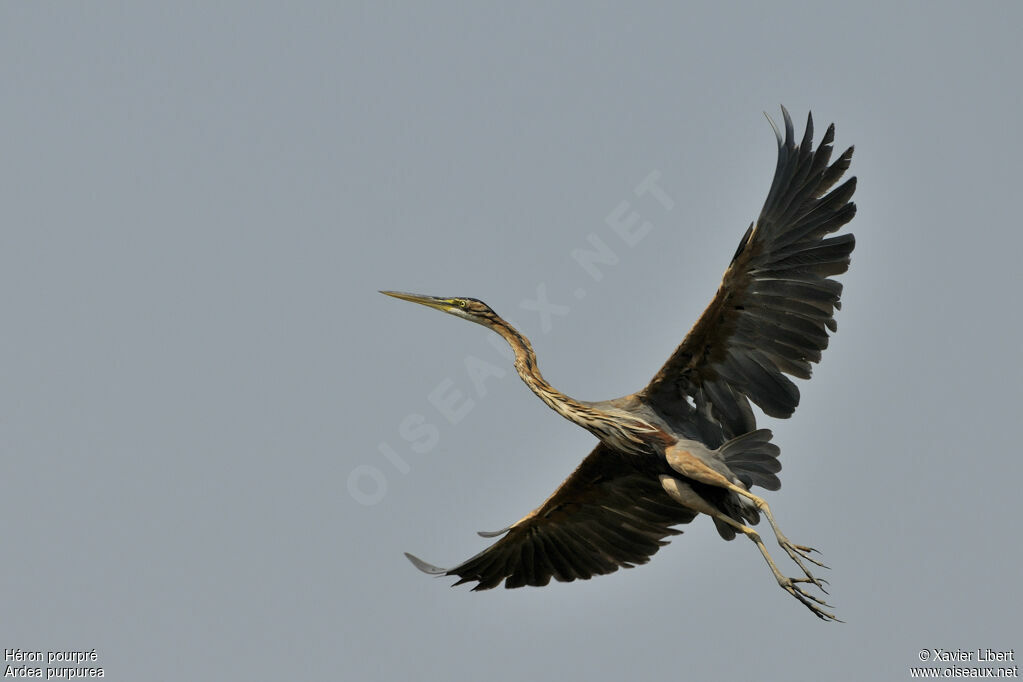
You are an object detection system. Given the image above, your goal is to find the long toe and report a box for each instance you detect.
[791,576,829,594]
[789,543,829,568]
[781,579,841,622]
[778,539,831,590]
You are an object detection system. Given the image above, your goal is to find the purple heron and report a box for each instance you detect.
[382,108,855,621]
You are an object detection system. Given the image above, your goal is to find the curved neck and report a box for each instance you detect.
[488,318,588,419]
[486,316,665,455]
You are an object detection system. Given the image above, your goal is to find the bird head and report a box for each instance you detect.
[380,291,499,328]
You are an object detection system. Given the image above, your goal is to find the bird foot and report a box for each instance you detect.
[782,540,829,568]
[781,577,841,622]
[778,537,830,591]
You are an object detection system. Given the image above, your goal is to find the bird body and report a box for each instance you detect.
[382,107,856,621]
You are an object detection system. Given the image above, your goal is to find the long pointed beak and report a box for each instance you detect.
[379,290,452,312]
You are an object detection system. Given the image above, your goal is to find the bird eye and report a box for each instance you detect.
[458,300,467,308]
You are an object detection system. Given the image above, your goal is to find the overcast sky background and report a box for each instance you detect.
[2,3,1021,681]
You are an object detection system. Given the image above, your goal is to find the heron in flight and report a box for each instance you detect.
[382,108,855,621]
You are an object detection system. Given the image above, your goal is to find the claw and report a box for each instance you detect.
[787,578,831,605]
[777,537,831,590]
[789,577,828,595]
[782,578,841,622]
[793,543,823,556]
[788,543,830,568]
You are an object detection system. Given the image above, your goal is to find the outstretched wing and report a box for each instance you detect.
[405,444,697,590]
[643,108,856,444]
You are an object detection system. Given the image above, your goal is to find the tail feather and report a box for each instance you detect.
[713,517,737,540]
[719,428,782,491]
[714,492,762,540]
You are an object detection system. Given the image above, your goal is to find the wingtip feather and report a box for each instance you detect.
[781,105,794,146]
[404,552,449,575]
[764,110,782,145]
[477,526,511,538]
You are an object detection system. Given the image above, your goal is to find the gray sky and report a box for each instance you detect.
[2,3,1021,681]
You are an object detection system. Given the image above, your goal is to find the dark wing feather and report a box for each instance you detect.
[644,108,856,443]
[405,444,697,590]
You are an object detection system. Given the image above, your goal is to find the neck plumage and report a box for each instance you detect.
[487,317,661,454]
[488,318,588,421]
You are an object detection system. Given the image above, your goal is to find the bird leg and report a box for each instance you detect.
[722,482,829,589]
[712,512,841,623]
[664,445,828,589]
[659,475,838,621]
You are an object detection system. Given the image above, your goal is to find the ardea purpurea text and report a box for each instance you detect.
[382,107,856,621]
